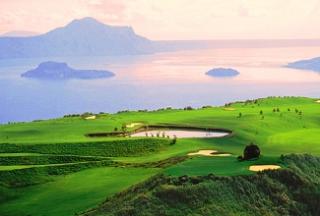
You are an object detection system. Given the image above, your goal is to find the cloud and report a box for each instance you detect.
[0,0,320,39]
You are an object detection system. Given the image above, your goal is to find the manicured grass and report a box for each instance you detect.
[0,153,43,156]
[1,97,319,158]
[0,167,159,216]
[165,155,282,176]
[0,165,33,171]
[0,97,319,215]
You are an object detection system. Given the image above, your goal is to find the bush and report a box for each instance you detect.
[243,143,260,160]
[171,136,177,145]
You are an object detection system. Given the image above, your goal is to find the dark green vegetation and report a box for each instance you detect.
[0,139,171,157]
[0,97,319,215]
[84,155,320,216]
[242,143,261,160]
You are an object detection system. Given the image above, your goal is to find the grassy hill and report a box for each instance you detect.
[0,96,319,215]
[83,154,320,216]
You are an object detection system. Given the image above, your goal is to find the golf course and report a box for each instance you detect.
[0,96,319,216]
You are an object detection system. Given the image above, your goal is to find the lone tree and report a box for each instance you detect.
[171,135,177,145]
[121,123,127,136]
[243,143,260,160]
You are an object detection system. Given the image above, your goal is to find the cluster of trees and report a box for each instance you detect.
[63,114,81,118]
[183,106,194,110]
[237,106,304,120]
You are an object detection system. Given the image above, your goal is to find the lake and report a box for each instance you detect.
[1,46,319,123]
[131,129,230,138]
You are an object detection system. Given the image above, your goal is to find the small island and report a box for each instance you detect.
[206,68,240,78]
[21,61,115,80]
[286,57,320,72]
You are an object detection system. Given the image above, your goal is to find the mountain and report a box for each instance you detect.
[21,61,115,80]
[0,17,155,59]
[1,31,39,37]
[206,68,240,77]
[286,57,320,72]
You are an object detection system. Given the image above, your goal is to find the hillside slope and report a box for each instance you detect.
[83,154,320,216]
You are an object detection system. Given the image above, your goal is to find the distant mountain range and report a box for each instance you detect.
[1,31,39,37]
[286,57,320,72]
[21,61,114,80]
[2,17,320,59]
[0,17,156,59]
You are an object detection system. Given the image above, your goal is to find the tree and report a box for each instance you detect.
[171,135,177,145]
[121,123,127,136]
[243,143,260,160]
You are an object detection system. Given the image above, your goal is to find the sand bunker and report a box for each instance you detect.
[85,115,96,120]
[316,100,320,103]
[249,165,281,172]
[188,150,231,157]
[126,123,142,128]
[223,108,236,111]
[188,150,217,156]
[212,153,232,157]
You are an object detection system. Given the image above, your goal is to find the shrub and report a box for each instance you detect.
[243,143,260,160]
[171,136,177,145]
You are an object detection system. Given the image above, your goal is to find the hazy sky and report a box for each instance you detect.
[0,0,320,40]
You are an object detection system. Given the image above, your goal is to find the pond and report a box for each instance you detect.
[131,129,230,138]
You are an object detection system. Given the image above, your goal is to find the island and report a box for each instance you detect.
[21,61,115,80]
[206,68,240,77]
[286,57,320,72]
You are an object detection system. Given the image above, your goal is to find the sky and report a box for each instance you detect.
[0,0,320,40]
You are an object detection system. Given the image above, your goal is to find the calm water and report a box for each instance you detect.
[131,129,229,138]
[1,46,320,123]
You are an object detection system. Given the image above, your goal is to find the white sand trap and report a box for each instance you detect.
[85,115,96,120]
[212,153,232,157]
[316,100,320,103]
[249,165,281,172]
[187,150,231,157]
[188,150,217,156]
[126,123,142,128]
[223,107,236,111]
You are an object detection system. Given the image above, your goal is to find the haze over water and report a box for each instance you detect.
[1,45,320,123]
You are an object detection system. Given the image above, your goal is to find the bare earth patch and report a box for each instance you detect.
[249,165,281,172]
[188,150,231,157]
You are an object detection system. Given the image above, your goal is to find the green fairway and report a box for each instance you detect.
[0,167,158,216]
[165,155,283,176]
[0,97,319,215]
